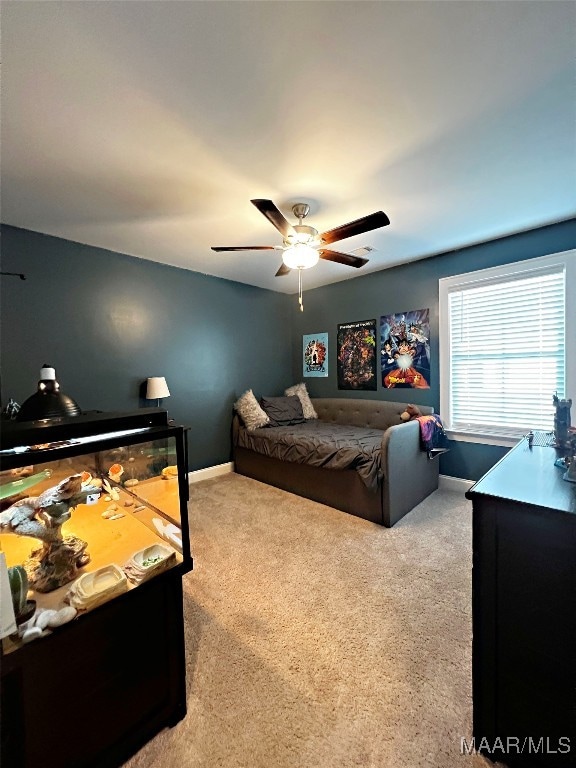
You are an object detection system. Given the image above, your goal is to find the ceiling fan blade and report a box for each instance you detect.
[251,199,295,238]
[319,249,369,268]
[211,245,277,252]
[319,211,390,245]
[275,263,291,277]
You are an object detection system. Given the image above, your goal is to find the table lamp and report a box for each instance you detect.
[146,376,170,407]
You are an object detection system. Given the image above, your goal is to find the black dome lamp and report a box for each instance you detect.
[16,364,81,422]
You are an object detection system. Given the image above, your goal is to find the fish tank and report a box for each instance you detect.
[0,410,192,655]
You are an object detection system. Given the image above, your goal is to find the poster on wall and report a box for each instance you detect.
[380,308,430,389]
[303,333,328,377]
[337,319,377,390]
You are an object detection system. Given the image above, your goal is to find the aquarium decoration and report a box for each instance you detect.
[25,605,77,632]
[9,564,28,616]
[66,564,128,611]
[16,605,78,645]
[0,473,101,592]
[0,469,53,501]
[102,478,120,501]
[0,553,18,638]
[153,517,183,552]
[108,463,124,482]
[124,543,176,585]
[7,563,36,624]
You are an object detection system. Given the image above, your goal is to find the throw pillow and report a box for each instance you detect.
[260,395,305,427]
[284,382,318,419]
[234,389,270,430]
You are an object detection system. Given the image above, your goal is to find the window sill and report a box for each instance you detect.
[445,429,522,448]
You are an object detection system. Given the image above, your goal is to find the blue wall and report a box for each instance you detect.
[0,225,293,470]
[290,218,576,480]
[2,220,574,478]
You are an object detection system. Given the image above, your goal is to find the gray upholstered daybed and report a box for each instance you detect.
[233,398,439,527]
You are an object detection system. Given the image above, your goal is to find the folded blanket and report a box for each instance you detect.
[416,414,449,459]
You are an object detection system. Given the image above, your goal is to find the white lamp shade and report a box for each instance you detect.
[146,377,170,400]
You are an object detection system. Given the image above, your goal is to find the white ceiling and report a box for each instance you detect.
[2,1,575,294]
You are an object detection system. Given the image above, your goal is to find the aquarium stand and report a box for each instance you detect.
[1,568,187,768]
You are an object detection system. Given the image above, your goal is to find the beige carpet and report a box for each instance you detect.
[124,473,493,768]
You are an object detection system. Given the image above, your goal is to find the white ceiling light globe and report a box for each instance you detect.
[282,244,319,270]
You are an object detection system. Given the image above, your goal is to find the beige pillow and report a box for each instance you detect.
[234,389,270,430]
[284,382,317,419]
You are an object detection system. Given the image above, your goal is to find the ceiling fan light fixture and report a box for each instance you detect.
[282,243,319,270]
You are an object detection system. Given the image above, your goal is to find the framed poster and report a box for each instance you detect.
[303,333,328,377]
[337,319,377,390]
[380,308,430,389]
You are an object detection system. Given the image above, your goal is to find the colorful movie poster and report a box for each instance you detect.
[303,333,328,377]
[380,308,430,389]
[337,319,377,390]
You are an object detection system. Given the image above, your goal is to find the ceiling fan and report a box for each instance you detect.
[212,198,390,277]
[212,199,390,310]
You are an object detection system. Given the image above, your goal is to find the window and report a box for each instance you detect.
[440,251,575,446]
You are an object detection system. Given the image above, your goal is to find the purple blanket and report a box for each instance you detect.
[416,414,448,458]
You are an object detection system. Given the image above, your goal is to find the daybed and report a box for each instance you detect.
[233,397,439,527]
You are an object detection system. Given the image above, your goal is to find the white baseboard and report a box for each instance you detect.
[439,474,475,493]
[188,462,234,484]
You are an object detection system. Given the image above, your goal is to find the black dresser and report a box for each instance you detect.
[467,435,576,767]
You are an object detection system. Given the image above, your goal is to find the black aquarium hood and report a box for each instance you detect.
[0,408,170,452]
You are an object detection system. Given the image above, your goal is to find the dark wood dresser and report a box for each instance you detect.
[466,435,576,767]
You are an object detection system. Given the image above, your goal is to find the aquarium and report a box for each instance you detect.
[0,413,192,655]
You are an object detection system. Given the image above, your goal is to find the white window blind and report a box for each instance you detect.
[444,261,567,438]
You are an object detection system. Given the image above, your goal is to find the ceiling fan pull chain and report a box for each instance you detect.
[298,268,304,311]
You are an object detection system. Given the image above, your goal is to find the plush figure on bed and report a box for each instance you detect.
[400,404,422,422]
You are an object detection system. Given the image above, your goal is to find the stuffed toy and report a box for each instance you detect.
[400,404,422,422]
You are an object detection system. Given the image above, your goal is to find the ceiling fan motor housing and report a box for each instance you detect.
[292,203,310,220]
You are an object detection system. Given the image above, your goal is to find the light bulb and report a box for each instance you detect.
[282,244,319,270]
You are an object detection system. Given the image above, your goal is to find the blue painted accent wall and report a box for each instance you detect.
[2,220,574,479]
[290,218,576,480]
[0,225,293,470]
